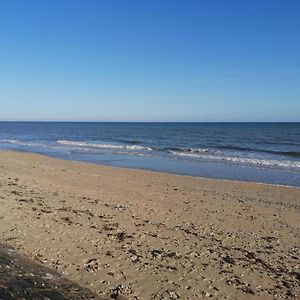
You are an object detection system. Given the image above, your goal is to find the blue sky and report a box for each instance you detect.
[0,0,299,121]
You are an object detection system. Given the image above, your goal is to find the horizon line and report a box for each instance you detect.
[0,120,299,123]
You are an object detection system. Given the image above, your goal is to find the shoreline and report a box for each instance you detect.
[2,148,300,190]
[0,150,299,299]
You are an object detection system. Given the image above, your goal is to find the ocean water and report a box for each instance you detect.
[0,122,299,187]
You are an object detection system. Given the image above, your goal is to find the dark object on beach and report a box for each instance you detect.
[0,243,104,299]
[222,255,236,265]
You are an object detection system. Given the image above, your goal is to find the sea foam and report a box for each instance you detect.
[170,150,300,170]
[57,140,153,151]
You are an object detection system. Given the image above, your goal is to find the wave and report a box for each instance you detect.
[281,151,300,158]
[0,139,154,152]
[212,145,300,158]
[256,140,300,147]
[170,150,300,170]
[57,140,153,151]
[0,139,48,148]
[0,139,69,151]
[169,147,217,154]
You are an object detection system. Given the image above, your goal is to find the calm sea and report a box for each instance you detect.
[0,122,299,187]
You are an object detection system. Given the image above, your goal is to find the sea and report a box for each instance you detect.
[0,122,299,187]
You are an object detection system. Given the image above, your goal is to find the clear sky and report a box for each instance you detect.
[0,0,299,122]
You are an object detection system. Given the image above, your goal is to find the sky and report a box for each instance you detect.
[0,0,299,122]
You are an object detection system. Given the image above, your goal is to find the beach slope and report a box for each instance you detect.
[0,150,299,299]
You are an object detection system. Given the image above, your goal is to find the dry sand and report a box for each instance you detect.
[0,150,299,299]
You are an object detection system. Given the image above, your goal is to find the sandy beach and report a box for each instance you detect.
[0,150,299,299]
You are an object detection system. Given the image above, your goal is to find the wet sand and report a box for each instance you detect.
[0,150,299,299]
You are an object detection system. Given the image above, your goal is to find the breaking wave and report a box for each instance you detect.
[170,150,300,170]
[216,145,300,157]
[169,147,218,154]
[0,139,49,148]
[57,140,153,151]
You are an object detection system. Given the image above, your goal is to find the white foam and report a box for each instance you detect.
[1,139,22,144]
[125,145,152,151]
[1,139,47,148]
[57,140,152,151]
[170,150,300,170]
[174,147,215,154]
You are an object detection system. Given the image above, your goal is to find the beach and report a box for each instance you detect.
[1,122,299,188]
[0,150,299,299]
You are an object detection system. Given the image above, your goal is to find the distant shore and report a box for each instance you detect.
[0,150,299,299]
